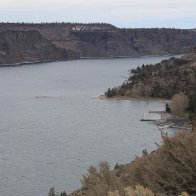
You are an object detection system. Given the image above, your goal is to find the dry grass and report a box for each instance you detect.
[80,161,124,196]
[119,131,196,195]
[179,193,189,196]
[70,131,196,196]
[108,186,190,196]
[108,185,155,196]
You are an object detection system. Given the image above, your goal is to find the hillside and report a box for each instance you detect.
[105,54,196,99]
[57,131,196,196]
[1,23,196,63]
[0,30,77,65]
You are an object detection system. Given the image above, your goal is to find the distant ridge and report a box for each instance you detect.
[1,22,196,65]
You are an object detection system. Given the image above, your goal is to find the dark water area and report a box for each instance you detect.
[0,56,180,196]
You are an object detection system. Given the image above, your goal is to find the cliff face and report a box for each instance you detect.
[0,30,75,65]
[70,29,196,57]
[0,23,196,64]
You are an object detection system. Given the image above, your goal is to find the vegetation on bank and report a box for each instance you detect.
[187,92,196,119]
[168,92,196,120]
[52,130,195,196]
[76,131,196,196]
[105,54,196,99]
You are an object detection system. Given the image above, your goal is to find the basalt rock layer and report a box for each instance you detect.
[0,30,76,65]
[1,23,196,65]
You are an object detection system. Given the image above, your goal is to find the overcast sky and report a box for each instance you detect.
[1,0,196,28]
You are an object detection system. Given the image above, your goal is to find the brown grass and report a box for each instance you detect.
[108,185,155,196]
[119,131,196,195]
[70,131,196,196]
[80,161,124,196]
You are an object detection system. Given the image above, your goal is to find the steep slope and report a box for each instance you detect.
[0,30,74,65]
[71,28,196,57]
[1,23,196,59]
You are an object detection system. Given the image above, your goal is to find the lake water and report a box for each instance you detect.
[0,56,178,196]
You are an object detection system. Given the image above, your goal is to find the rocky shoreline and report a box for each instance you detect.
[0,60,52,67]
[96,95,169,101]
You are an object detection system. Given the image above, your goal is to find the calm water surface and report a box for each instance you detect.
[0,56,178,196]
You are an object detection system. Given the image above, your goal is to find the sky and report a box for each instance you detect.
[0,0,196,28]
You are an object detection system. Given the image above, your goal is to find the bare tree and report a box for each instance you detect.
[171,92,189,116]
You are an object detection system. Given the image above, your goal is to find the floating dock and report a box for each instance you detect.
[140,118,159,121]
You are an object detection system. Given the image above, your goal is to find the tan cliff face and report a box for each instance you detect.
[1,23,196,64]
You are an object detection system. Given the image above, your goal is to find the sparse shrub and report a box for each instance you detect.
[48,188,67,196]
[114,163,124,170]
[48,188,56,196]
[165,103,171,113]
[81,161,123,196]
[120,131,196,195]
[192,115,196,132]
[142,149,148,156]
[124,185,154,196]
[71,131,196,196]
[179,192,189,196]
[108,190,120,196]
[108,185,154,196]
[60,191,67,196]
[187,92,196,119]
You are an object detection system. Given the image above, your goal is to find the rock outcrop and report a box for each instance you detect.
[70,28,196,57]
[0,29,78,65]
[1,23,196,65]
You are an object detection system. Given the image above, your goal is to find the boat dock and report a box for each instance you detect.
[141,109,192,130]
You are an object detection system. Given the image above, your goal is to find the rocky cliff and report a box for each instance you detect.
[71,28,196,57]
[1,23,196,64]
[0,29,78,65]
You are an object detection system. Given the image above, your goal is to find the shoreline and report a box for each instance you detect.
[0,53,184,67]
[94,95,169,101]
[0,59,77,67]
[80,53,184,60]
[0,60,54,67]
